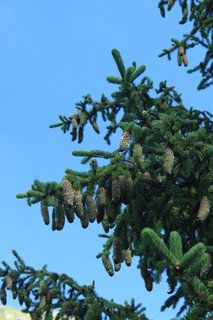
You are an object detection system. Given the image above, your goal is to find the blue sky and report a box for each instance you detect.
[0,1,212,320]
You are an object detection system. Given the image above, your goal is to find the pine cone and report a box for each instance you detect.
[0,284,6,305]
[145,274,153,292]
[111,179,121,204]
[113,236,123,264]
[40,200,50,225]
[6,275,12,290]
[96,187,107,209]
[119,130,130,151]
[52,208,56,231]
[64,205,75,223]
[124,177,133,204]
[73,190,84,219]
[118,175,126,203]
[46,290,52,304]
[102,254,114,277]
[114,262,121,272]
[124,248,132,267]
[163,147,174,174]
[133,143,144,172]
[62,179,74,207]
[55,204,65,230]
[197,196,210,221]
[86,195,97,223]
[30,311,37,320]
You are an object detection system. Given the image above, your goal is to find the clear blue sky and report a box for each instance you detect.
[0,1,212,320]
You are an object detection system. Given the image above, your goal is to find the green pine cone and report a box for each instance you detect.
[96,207,105,223]
[86,195,97,223]
[105,197,119,224]
[102,254,114,276]
[113,236,123,264]
[0,284,6,305]
[41,200,50,225]
[80,110,87,126]
[80,205,89,229]
[62,179,74,208]
[6,275,12,290]
[52,208,56,231]
[168,0,174,10]
[78,125,83,143]
[111,179,121,204]
[64,205,75,223]
[55,204,65,230]
[90,119,100,134]
[133,143,144,172]
[124,177,133,204]
[119,175,126,203]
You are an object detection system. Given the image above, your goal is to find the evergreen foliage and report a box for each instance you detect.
[158,0,213,90]
[1,1,213,319]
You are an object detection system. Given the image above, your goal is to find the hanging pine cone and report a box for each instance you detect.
[30,311,37,320]
[46,290,52,304]
[6,275,12,290]
[40,200,49,225]
[124,177,133,204]
[145,273,153,292]
[96,209,105,224]
[119,130,130,151]
[64,205,75,223]
[96,187,107,209]
[111,179,121,204]
[197,196,210,221]
[168,0,174,10]
[18,289,24,305]
[124,248,132,267]
[96,187,107,223]
[0,283,6,305]
[118,175,126,203]
[102,254,114,277]
[12,289,17,299]
[73,190,84,219]
[71,117,78,131]
[52,208,56,231]
[90,119,100,134]
[113,236,123,264]
[178,46,184,66]
[114,262,121,272]
[105,197,119,224]
[80,208,89,229]
[163,147,174,174]
[55,204,65,230]
[62,179,74,208]
[183,54,188,66]
[85,195,97,223]
[71,118,78,141]
[133,143,144,172]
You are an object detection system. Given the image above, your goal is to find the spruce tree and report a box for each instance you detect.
[1,1,213,319]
